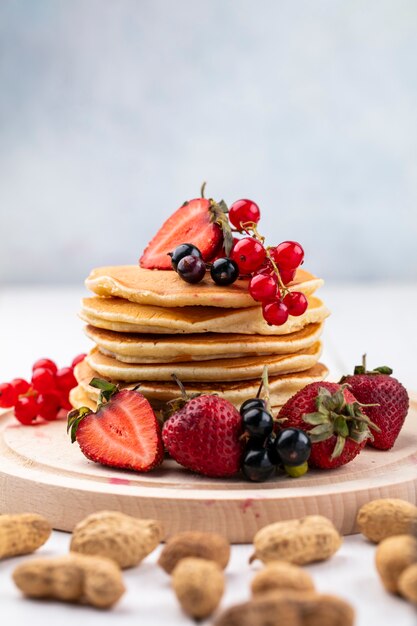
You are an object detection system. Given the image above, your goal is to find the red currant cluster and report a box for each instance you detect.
[0,354,86,425]
[228,199,307,326]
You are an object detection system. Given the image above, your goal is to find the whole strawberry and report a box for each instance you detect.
[162,394,245,478]
[68,378,164,472]
[278,382,378,469]
[340,356,409,450]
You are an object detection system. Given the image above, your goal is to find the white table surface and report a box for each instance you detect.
[0,282,416,625]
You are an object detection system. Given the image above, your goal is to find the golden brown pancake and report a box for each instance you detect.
[86,342,322,382]
[84,322,324,363]
[85,265,323,308]
[74,359,328,409]
[80,295,329,336]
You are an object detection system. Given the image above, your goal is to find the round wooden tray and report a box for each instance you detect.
[1,398,416,542]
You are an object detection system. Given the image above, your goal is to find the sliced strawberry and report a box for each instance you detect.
[140,198,225,270]
[68,382,163,472]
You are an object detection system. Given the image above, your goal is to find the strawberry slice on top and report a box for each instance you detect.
[140,186,233,270]
[68,379,163,472]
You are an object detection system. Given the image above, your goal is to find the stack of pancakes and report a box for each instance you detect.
[70,265,330,414]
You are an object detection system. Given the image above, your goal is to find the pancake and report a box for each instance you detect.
[69,384,97,412]
[74,359,328,408]
[69,383,285,417]
[86,342,322,382]
[80,295,329,336]
[85,265,323,308]
[85,322,324,363]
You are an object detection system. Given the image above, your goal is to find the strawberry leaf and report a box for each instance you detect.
[209,199,234,257]
[303,411,329,426]
[67,406,92,443]
[331,435,346,459]
[89,378,119,405]
[309,423,334,442]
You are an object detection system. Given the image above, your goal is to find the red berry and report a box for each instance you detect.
[0,383,17,408]
[14,396,38,425]
[55,367,77,393]
[32,367,56,394]
[257,261,274,276]
[32,358,57,375]
[59,391,73,411]
[231,237,266,274]
[71,353,87,368]
[10,378,31,396]
[228,199,261,230]
[280,268,297,285]
[271,241,304,270]
[37,392,61,421]
[283,292,308,316]
[262,300,289,326]
[249,274,278,302]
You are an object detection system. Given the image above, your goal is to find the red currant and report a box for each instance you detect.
[32,358,57,375]
[271,241,304,270]
[280,268,297,285]
[249,274,278,302]
[10,378,31,396]
[231,238,266,274]
[262,300,289,326]
[257,261,274,276]
[14,396,38,425]
[37,392,61,421]
[228,199,261,230]
[71,353,87,368]
[55,367,77,393]
[0,382,17,408]
[32,367,56,394]
[59,391,73,411]
[283,292,308,316]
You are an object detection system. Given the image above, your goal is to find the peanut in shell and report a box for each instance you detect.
[158,530,230,574]
[357,498,417,543]
[250,515,342,566]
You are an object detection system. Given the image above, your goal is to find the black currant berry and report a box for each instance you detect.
[274,427,311,466]
[241,448,276,482]
[240,397,266,416]
[210,258,239,286]
[265,433,281,465]
[169,243,202,270]
[176,255,206,284]
[242,407,273,439]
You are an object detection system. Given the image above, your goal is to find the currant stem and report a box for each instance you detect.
[240,222,290,297]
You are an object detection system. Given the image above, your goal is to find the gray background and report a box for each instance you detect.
[1,0,417,285]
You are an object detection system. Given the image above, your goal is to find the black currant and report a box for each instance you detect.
[265,433,281,465]
[240,397,266,416]
[169,243,202,270]
[274,427,311,466]
[244,436,266,452]
[176,255,206,284]
[210,257,239,286]
[241,448,276,482]
[242,407,273,439]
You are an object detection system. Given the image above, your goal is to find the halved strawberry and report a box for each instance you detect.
[140,189,233,269]
[68,379,163,472]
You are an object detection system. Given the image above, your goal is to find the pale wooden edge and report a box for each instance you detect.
[0,395,416,543]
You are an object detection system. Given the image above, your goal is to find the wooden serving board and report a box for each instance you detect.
[1,398,416,543]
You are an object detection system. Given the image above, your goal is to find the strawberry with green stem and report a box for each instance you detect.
[340,355,409,450]
[162,375,245,478]
[278,382,380,469]
[68,379,164,472]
